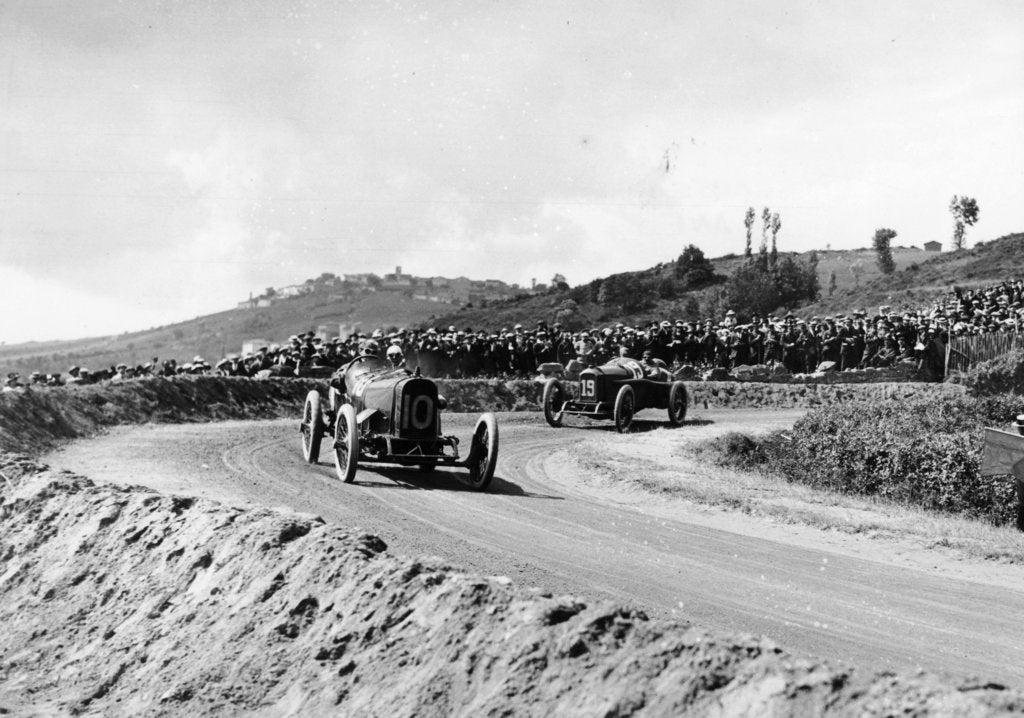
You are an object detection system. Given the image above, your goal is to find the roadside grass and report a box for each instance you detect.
[569,435,1024,565]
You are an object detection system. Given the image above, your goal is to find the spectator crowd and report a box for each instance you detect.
[6,279,1024,391]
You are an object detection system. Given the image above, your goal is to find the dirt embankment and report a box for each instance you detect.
[0,377,322,457]
[0,377,546,458]
[2,456,1021,717]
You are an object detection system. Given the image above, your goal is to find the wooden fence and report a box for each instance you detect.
[947,333,1024,373]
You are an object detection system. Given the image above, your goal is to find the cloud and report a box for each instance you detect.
[1,1,1022,343]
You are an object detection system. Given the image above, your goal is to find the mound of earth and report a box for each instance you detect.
[1,455,1021,716]
[0,377,545,458]
[0,377,321,456]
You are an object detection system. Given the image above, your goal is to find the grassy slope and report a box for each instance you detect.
[3,232,1021,374]
[436,233,1024,330]
[0,292,448,376]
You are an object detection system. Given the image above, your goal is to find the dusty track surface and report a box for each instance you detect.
[48,408,1024,689]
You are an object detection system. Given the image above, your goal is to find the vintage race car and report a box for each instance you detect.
[541,357,687,432]
[299,355,499,490]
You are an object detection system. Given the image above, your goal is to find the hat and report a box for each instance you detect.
[372,329,383,338]
[386,344,403,357]
[660,320,671,328]
[725,310,736,316]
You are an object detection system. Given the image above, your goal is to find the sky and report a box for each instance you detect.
[1,0,1022,344]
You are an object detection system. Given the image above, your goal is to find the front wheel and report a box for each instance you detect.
[333,404,359,483]
[542,378,565,428]
[468,413,499,491]
[667,381,688,427]
[300,390,323,463]
[613,385,635,433]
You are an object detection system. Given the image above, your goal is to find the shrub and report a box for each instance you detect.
[960,348,1024,397]
[691,432,765,471]
[757,394,1021,525]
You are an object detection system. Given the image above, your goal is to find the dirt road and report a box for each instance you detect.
[46,408,1024,688]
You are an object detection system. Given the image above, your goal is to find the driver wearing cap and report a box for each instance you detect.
[386,343,406,369]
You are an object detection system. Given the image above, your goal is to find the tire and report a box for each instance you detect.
[419,460,437,473]
[467,413,499,491]
[667,381,688,427]
[542,378,565,428]
[300,390,323,463]
[333,404,359,483]
[613,385,635,433]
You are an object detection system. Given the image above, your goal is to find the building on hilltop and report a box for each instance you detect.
[343,273,377,288]
[380,266,414,290]
[924,240,942,252]
[276,284,311,299]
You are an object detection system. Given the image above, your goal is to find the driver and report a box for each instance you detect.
[329,339,383,412]
[641,349,667,377]
[386,343,406,370]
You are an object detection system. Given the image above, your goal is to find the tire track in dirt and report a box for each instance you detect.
[46,414,1024,688]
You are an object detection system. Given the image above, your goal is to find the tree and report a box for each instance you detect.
[722,254,818,319]
[949,195,980,250]
[597,274,626,309]
[872,228,897,274]
[743,207,755,258]
[758,207,771,268]
[769,212,781,268]
[553,299,585,330]
[723,263,780,318]
[675,244,715,287]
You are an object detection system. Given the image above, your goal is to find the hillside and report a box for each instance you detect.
[0,291,449,377]
[2,233,1021,376]
[433,234,1024,331]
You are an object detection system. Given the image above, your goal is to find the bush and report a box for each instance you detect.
[960,348,1024,397]
[692,432,765,471]
[756,394,1021,525]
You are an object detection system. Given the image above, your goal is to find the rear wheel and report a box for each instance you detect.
[613,385,635,433]
[468,413,499,491]
[542,378,565,428]
[300,390,323,463]
[667,381,688,426]
[333,404,359,483]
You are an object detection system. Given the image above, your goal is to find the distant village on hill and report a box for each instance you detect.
[237,266,568,310]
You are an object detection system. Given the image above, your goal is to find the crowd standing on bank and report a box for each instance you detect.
[5,280,1024,391]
